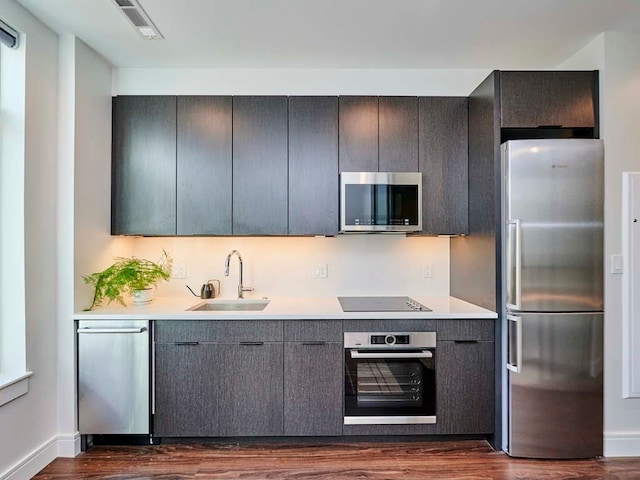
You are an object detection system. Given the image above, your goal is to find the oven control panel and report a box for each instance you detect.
[370,334,409,345]
[344,332,436,349]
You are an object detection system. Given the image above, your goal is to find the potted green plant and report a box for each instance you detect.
[83,250,172,310]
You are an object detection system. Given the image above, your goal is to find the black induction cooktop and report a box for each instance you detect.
[338,296,431,312]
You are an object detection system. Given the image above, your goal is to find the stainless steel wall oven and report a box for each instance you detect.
[344,332,436,425]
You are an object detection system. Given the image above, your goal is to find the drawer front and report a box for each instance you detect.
[155,320,283,343]
[437,319,494,341]
[343,319,436,334]
[284,320,342,342]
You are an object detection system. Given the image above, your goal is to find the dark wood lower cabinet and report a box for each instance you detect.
[284,342,343,436]
[437,340,494,434]
[154,343,218,436]
[153,319,495,439]
[218,342,284,436]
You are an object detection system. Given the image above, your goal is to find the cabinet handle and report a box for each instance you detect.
[239,341,264,346]
[174,342,199,346]
[454,340,479,344]
[302,341,326,346]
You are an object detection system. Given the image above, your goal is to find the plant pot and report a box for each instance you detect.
[132,288,153,305]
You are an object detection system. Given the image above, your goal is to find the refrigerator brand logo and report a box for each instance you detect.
[552,164,568,169]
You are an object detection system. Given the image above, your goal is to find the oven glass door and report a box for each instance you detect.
[344,348,436,424]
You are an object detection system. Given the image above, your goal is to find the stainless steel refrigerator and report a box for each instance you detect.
[502,139,604,459]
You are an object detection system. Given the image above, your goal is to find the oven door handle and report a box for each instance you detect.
[349,349,433,359]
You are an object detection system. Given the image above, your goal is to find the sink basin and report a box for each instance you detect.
[187,299,270,312]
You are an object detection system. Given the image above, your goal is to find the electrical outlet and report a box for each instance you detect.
[171,263,186,279]
[423,264,433,278]
[312,264,328,279]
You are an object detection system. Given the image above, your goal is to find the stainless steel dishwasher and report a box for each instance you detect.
[77,319,150,435]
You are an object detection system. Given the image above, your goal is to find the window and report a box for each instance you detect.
[0,21,31,406]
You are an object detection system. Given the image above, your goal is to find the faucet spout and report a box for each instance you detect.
[224,250,253,299]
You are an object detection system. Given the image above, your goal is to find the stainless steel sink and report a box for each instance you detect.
[187,299,269,312]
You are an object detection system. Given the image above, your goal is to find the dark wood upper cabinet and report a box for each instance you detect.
[419,96,469,235]
[177,96,232,235]
[232,96,289,235]
[288,97,339,235]
[379,97,419,172]
[500,71,597,129]
[339,96,379,172]
[112,96,177,235]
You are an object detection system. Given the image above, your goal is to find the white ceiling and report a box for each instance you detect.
[14,0,640,69]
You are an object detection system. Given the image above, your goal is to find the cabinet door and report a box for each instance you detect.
[379,97,419,172]
[500,71,597,128]
[154,342,218,436]
[419,97,469,234]
[218,342,284,436]
[339,96,379,172]
[437,320,494,341]
[177,96,232,235]
[112,96,177,235]
[284,342,343,436]
[437,340,494,434]
[232,96,288,234]
[288,97,339,235]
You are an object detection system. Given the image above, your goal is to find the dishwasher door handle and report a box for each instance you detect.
[350,349,433,359]
[77,327,148,334]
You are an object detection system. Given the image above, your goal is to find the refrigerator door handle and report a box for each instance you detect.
[507,314,522,373]
[506,219,522,310]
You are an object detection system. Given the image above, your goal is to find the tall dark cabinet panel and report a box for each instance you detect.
[154,343,219,436]
[419,97,469,234]
[500,71,597,129]
[379,97,419,172]
[177,96,232,235]
[112,96,177,235]
[450,69,600,451]
[288,97,339,235]
[339,96,379,172]
[232,96,288,235]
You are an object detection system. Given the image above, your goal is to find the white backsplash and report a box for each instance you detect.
[132,235,450,299]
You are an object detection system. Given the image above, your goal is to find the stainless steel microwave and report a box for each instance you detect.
[340,172,422,233]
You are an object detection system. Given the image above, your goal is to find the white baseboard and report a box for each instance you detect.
[0,437,57,480]
[0,433,81,480]
[56,432,81,458]
[604,431,640,457]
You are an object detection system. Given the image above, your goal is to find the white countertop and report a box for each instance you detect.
[74,295,497,320]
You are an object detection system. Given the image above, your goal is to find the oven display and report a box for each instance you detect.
[370,334,410,345]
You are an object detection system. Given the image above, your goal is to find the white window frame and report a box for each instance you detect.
[0,30,32,407]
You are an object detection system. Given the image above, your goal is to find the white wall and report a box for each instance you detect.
[0,0,60,478]
[56,33,130,461]
[559,32,640,456]
[132,235,449,300]
[113,68,491,96]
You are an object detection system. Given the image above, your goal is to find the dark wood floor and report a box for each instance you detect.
[32,440,640,479]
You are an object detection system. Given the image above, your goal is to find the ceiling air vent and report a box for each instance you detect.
[111,0,163,40]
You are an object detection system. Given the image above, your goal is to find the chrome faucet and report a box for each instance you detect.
[224,250,254,299]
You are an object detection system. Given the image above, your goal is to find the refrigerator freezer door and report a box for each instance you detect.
[503,139,604,312]
[507,312,603,458]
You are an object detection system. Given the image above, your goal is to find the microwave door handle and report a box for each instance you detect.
[350,349,433,359]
